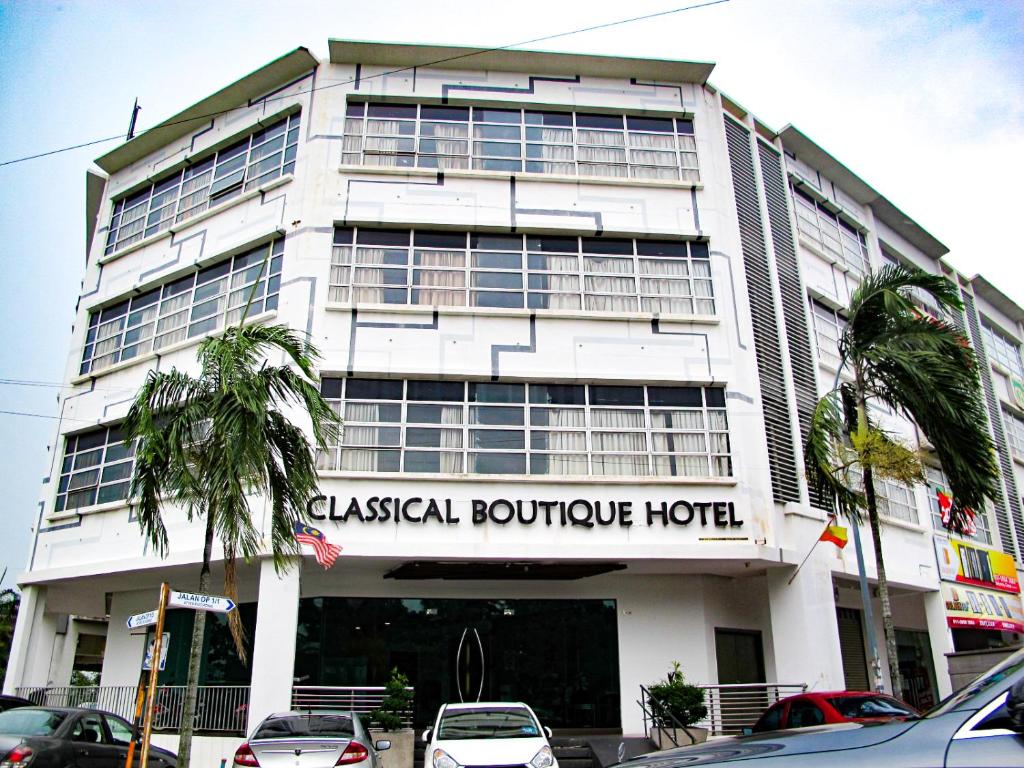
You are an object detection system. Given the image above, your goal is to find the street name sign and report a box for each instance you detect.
[126,610,159,630]
[168,590,236,613]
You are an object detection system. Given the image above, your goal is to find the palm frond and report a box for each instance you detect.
[804,390,864,519]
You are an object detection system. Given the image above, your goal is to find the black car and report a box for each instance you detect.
[0,706,176,768]
[616,648,1024,766]
[0,697,32,714]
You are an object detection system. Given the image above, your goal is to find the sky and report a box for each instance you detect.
[0,0,1021,589]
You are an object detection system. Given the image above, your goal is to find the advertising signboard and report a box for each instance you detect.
[940,582,1024,633]
[933,537,1020,594]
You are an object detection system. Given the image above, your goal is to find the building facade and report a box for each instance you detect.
[6,40,1024,751]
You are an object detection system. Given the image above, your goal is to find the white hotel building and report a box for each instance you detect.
[6,40,1024,753]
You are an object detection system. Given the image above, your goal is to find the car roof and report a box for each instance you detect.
[266,710,356,718]
[443,701,529,711]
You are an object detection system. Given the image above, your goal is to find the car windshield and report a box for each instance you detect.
[0,709,66,736]
[827,696,916,718]
[253,714,355,739]
[438,707,539,739]
[926,647,1024,718]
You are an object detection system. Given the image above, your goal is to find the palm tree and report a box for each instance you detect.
[805,263,1000,698]
[123,323,339,768]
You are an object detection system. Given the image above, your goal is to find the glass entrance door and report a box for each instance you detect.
[295,597,620,729]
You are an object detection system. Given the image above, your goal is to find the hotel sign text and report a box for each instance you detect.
[308,496,743,529]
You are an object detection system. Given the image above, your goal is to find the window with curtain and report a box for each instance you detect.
[81,239,284,375]
[55,426,135,512]
[1003,407,1024,461]
[105,112,301,255]
[328,228,714,315]
[317,379,730,478]
[981,322,1024,379]
[810,299,846,369]
[791,187,868,275]
[342,102,699,182]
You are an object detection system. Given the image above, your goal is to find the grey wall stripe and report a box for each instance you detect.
[758,140,825,509]
[962,289,1021,560]
[724,117,801,504]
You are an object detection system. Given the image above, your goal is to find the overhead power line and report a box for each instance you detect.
[0,0,728,168]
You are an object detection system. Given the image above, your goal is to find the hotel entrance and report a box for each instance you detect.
[294,597,621,730]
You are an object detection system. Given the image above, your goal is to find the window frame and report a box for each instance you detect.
[318,379,731,479]
[792,186,868,275]
[342,102,700,183]
[981,322,1024,379]
[329,228,715,316]
[81,238,284,376]
[104,112,301,256]
[55,425,135,513]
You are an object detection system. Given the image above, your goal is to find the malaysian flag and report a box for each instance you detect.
[294,521,342,568]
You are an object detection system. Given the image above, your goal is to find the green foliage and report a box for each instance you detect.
[124,323,340,572]
[805,263,1000,532]
[373,668,413,731]
[0,589,19,683]
[647,662,707,728]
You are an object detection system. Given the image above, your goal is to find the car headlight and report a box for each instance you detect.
[432,749,460,768]
[530,746,554,768]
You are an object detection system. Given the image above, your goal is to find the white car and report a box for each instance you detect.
[423,702,557,768]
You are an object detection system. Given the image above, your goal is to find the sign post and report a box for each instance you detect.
[167,591,236,614]
[136,583,169,768]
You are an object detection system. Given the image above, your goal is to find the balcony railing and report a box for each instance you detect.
[291,686,414,728]
[16,685,250,735]
[639,682,807,742]
[698,683,807,735]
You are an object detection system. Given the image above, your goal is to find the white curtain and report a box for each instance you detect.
[628,133,675,149]
[592,431,646,451]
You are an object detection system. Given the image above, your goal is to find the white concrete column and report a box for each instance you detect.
[246,558,300,734]
[924,589,954,699]
[3,585,42,694]
[766,556,845,690]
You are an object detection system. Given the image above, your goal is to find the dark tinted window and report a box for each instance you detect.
[346,379,403,400]
[753,703,784,732]
[590,386,644,406]
[827,695,917,719]
[787,700,825,728]
[253,714,355,739]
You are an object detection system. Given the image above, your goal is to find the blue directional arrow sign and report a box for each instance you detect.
[126,610,159,630]
[168,590,236,613]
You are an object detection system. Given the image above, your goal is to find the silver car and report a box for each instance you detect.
[233,711,391,768]
[614,648,1024,767]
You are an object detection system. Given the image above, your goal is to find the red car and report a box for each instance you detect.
[750,691,919,733]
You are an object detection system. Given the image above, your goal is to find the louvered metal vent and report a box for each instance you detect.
[724,118,801,504]
[758,141,829,510]
[962,289,1022,560]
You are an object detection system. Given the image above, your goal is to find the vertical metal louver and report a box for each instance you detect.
[962,289,1022,560]
[724,117,801,504]
[758,141,828,510]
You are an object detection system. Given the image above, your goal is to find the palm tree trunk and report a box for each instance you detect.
[862,466,903,696]
[854,373,904,698]
[176,514,216,768]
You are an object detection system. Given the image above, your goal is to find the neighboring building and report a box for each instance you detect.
[5,41,1024,753]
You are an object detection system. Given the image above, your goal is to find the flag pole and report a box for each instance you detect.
[787,515,836,585]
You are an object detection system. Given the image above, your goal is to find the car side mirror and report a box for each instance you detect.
[1007,680,1024,732]
[421,729,432,742]
[740,727,753,736]
[375,740,392,752]
[544,727,552,739]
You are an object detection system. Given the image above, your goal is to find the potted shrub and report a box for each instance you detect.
[372,668,414,768]
[647,662,709,747]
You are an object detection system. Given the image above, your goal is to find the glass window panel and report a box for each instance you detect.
[471,452,527,474]
[346,378,403,400]
[471,272,522,289]
[407,380,464,402]
[470,383,525,403]
[473,251,522,269]
[340,449,400,472]
[470,406,525,426]
[472,291,524,308]
[529,384,586,405]
[471,429,525,450]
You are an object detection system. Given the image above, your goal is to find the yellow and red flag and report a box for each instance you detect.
[820,522,849,549]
